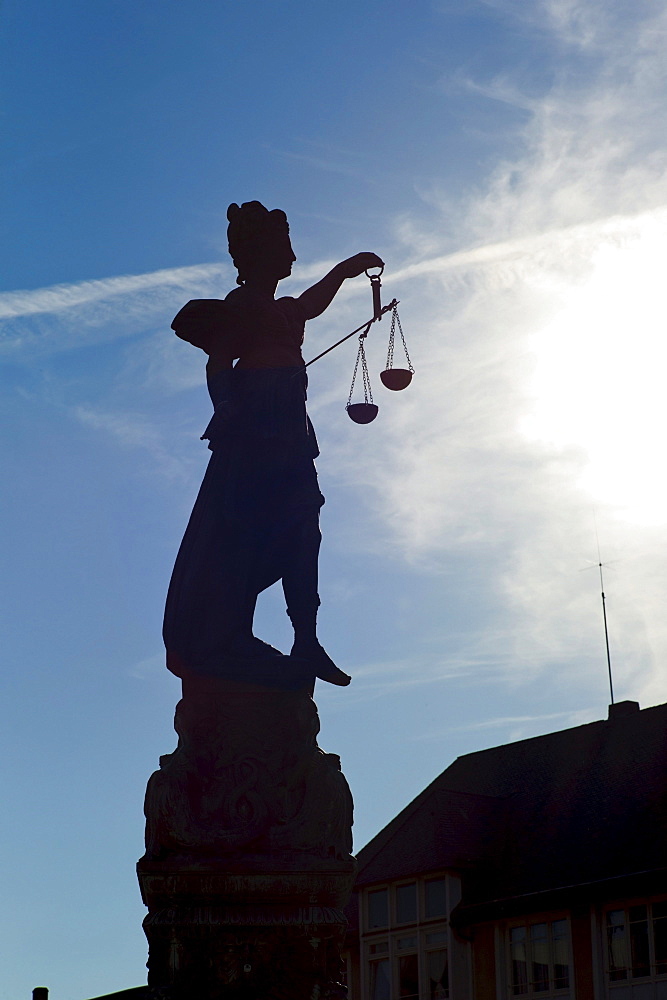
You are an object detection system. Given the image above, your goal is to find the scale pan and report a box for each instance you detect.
[347,403,379,424]
[381,369,412,391]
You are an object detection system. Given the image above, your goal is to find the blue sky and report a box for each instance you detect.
[2,1,667,996]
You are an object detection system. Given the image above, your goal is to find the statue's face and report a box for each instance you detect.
[269,228,297,280]
[233,225,296,284]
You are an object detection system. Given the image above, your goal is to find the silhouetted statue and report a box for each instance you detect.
[163,201,383,687]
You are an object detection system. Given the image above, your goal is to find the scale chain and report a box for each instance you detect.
[386,305,414,374]
[360,337,373,404]
[347,325,374,407]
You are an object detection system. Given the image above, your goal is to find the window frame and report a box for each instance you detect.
[505,914,573,998]
[603,896,667,987]
[394,880,419,926]
[361,873,452,1000]
[367,886,390,931]
[363,876,449,934]
[363,926,450,1000]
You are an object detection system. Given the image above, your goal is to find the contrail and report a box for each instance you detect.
[0,262,229,319]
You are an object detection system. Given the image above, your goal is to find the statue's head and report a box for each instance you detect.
[227,201,296,285]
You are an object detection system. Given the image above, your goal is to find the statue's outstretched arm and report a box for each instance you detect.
[297,252,384,321]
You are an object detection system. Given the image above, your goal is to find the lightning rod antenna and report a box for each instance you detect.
[598,561,615,705]
[594,517,615,705]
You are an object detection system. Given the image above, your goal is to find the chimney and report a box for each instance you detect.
[608,700,640,721]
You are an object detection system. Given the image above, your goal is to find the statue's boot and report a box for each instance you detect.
[291,639,351,687]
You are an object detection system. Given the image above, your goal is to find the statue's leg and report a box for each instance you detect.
[225,590,257,651]
[282,515,351,686]
[226,606,284,659]
[282,516,321,642]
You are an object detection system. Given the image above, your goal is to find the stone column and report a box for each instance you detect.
[137,671,355,999]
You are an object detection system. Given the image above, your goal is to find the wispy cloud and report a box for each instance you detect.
[4,1,667,715]
[0,262,229,359]
[126,651,169,680]
[267,138,373,180]
[0,259,335,362]
[417,708,593,740]
[315,0,667,706]
[478,0,658,53]
[0,264,224,319]
[74,405,197,482]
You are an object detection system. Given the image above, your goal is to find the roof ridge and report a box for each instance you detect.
[454,701,667,762]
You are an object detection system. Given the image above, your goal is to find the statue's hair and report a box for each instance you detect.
[227,201,289,284]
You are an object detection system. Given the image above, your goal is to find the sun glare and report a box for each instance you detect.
[520,211,667,525]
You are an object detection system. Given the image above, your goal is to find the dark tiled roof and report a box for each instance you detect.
[356,788,502,887]
[354,701,667,909]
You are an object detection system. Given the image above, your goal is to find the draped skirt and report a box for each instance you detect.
[163,367,324,677]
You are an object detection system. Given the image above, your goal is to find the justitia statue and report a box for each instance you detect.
[140,202,371,997]
[163,200,383,687]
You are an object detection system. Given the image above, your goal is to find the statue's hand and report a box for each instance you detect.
[298,253,385,320]
[338,252,384,279]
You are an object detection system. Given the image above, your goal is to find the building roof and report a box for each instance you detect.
[356,787,502,887]
[354,701,667,916]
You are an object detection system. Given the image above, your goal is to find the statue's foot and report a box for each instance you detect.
[291,640,351,686]
[226,635,284,660]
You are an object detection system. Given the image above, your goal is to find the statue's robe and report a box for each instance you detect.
[164,290,324,678]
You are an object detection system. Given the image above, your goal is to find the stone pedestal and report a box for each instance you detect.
[137,672,355,999]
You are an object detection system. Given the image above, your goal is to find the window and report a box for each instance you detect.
[369,889,389,929]
[364,878,449,933]
[364,931,449,1000]
[396,883,418,924]
[508,918,571,997]
[426,944,449,1000]
[425,879,447,919]
[362,875,452,999]
[398,952,419,999]
[606,900,667,984]
[370,942,389,955]
[369,958,391,1000]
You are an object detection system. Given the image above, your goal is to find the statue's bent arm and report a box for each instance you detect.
[297,252,384,320]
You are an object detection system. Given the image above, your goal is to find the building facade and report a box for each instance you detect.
[346,701,667,1000]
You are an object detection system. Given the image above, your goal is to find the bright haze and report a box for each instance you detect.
[2,1,667,997]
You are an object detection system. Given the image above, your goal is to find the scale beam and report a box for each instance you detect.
[304,299,399,369]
